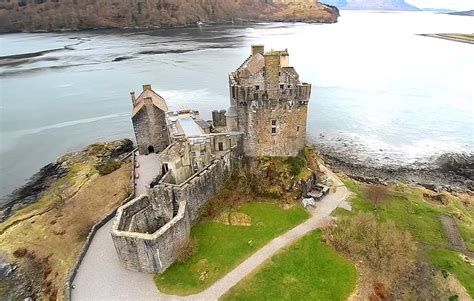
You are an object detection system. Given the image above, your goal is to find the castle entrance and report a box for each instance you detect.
[147,145,155,154]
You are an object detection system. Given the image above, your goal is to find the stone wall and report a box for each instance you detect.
[111,136,243,273]
[132,101,169,155]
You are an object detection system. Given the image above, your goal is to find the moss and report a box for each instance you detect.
[96,160,122,176]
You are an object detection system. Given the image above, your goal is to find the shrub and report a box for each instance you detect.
[323,212,417,287]
[284,149,307,176]
[174,238,198,264]
[364,185,389,209]
[13,247,28,258]
[96,159,122,175]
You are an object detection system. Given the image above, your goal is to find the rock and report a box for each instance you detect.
[0,139,134,222]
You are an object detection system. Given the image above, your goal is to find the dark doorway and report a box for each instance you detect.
[162,163,169,175]
[218,142,224,151]
[148,145,155,154]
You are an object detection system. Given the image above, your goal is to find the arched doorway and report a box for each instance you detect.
[147,145,155,154]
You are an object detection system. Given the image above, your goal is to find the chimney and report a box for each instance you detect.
[264,52,281,97]
[142,84,152,91]
[130,91,136,106]
[251,44,264,56]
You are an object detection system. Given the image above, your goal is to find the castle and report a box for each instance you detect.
[111,45,311,273]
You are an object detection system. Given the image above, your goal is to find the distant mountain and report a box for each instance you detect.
[322,0,420,11]
[421,8,455,13]
[449,10,474,16]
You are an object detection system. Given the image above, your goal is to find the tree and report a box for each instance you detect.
[364,185,389,209]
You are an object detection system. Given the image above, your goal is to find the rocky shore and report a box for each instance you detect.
[0,139,133,223]
[319,150,474,193]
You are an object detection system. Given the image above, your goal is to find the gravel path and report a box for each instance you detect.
[72,163,348,300]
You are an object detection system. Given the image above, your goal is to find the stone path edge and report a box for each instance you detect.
[64,149,137,301]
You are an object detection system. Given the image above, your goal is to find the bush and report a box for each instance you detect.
[284,150,307,176]
[96,159,121,175]
[13,247,28,258]
[174,238,198,264]
[364,185,389,209]
[323,212,417,287]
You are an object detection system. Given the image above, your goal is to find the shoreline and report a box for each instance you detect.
[318,149,474,193]
[419,33,474,44]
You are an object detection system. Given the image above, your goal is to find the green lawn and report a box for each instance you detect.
[428,249,474,297]
[155,202,310,295]
[222,231,357,301]
[339,179,474,297]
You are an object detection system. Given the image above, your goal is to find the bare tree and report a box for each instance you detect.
[364,185,389,209]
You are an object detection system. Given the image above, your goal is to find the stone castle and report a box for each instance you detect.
[111,45,311,273]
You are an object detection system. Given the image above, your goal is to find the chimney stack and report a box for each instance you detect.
[142,84,152,91]
[251,44,264,56]
[130,91,136,106]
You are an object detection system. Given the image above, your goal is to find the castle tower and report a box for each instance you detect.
[131,85,170,155]
[228,45,311,157]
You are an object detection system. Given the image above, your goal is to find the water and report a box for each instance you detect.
[0,11,473,199]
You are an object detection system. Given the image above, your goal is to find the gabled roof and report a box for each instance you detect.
[132,88,169,117]
[237,53,264,76]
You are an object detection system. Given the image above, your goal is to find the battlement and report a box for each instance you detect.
[227,45,311,157]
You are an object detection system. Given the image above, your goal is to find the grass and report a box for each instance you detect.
[222,231,357,301]
[154,202,310,295]
[337,179,474,297]
[428,249,474,297]
[0,162,132,299]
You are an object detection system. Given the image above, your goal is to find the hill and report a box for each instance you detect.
[449,10,474,16]
[322,0,419,11]
[0,0,339,33]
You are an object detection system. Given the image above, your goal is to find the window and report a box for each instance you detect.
[162,125,166,131]
[288,85,291,89]
[278,72,281,76]
[191,151,196,157]
[280,84,284,90]
[271,120,277,126]
[218,142,224,151]
[255,85,260,90]
[297,126,300,132]
[200,149,206,156]
[272,128,277,134]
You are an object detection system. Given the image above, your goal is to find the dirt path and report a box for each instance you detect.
[440,215,474,258]
[72,163,348,300]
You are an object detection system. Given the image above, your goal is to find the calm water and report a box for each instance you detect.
[1,11,473,198]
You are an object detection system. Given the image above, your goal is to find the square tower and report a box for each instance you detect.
[227,45,311,157]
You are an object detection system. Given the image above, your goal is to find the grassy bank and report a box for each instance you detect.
[0,141,133,300]
[338,179,474,298]
[154,202,310,295]
[222,230,357,301]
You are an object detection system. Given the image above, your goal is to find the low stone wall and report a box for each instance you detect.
[111,139,243,274]
[64,149,137,301]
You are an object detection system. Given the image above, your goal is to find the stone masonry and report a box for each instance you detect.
[112,44,312,275]
[227,45,311,157]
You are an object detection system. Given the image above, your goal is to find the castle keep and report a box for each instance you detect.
[111,45,312,274]
[227,45,311,157]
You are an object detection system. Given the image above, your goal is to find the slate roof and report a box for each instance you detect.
[132,89,169,117]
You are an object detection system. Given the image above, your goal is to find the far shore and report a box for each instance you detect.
[419,33,474,44]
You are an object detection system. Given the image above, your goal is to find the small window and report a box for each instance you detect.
[218,142,224,151]
[263,72,265,77]
[255,85,260,90]
[191,151,196,157]
[280,84,284,90]
[162,125,166,131]
[271,120,277,126]
[200,149,206,156]
[297,126,300,132]
[278,72,281,76]
[271,128,277,134]
[288,85,291,89]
